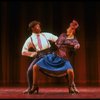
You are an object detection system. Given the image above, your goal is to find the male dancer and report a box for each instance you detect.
[21,20,58,94]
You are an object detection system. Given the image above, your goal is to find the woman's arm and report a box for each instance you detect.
[55,33,65,48]
[73,39,80,49]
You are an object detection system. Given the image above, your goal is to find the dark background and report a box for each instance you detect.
[0,1,100,87]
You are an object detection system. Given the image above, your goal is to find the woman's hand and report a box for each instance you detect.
[74,44,80,49]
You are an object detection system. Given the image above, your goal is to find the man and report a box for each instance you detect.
[21,20,58,94]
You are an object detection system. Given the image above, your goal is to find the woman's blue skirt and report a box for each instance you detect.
[36,53,73,72]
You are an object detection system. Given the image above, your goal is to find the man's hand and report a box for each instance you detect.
[30,52,37,57]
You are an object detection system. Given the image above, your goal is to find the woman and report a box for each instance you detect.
[29,20,80,94]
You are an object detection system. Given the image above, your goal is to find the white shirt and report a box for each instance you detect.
[21,32,58,57]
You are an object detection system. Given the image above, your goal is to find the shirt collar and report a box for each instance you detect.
[32,32,41,36]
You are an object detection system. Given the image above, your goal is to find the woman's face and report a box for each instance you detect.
[70,20,79,28]
[66,20,79,36]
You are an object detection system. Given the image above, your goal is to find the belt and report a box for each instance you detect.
[37,48,51,55]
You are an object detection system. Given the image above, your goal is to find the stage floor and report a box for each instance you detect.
[0,86,100,99]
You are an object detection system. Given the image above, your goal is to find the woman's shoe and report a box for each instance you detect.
[73,86,79,93]
[29,85,39,94]
[72,83,79,93]
[23,88,31,94]
[68,85,75,94]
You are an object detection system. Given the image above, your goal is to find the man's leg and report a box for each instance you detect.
[29,64,40,94]
[23,57,41,94]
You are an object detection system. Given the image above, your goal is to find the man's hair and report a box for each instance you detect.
[28,20,41,29]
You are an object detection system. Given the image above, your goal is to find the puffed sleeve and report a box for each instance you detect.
[55,33,65,48]
[73,38,80,49]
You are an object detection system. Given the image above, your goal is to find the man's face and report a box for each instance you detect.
[32,24,41,33]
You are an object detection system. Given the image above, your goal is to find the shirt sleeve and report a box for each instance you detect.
[21,37,36,57]
[43,32,58,42]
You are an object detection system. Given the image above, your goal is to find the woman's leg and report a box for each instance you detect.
[66,69,79,94]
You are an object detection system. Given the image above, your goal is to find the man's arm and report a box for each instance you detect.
[21,37,37,57]
[43,32,58,42]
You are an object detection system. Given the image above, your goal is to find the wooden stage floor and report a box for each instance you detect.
[0,86,100,99]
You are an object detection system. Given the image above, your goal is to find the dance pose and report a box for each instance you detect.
[29,20,80,94]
